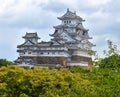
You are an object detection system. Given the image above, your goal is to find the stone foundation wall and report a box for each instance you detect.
[36,57,67,66]
[71,55,92,64]
[18,55,92,66]
[19,56,67,66]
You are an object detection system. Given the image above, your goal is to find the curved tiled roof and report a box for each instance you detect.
[58,9,84,21]
[22,32,40,39]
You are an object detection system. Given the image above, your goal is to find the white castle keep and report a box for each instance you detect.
[15,9,95,67]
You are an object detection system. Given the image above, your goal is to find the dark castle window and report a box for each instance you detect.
[40,52,43,54]
[55,30,58,33]
[64,21,71,24]
[28,52,31,54]
[83,31,86,35]
[76,29,79,32]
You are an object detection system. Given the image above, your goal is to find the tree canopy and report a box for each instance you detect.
[93,40,120,70]
[0,66,120,97]
[0,59,12,66]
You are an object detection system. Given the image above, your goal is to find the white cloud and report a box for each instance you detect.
[86,0,111,6]
[0,0,49,19]
[56,0,78,7]
[0,0,120,61]
[89,9,109,19]
[104,34,119,44]
[52,0,112,9]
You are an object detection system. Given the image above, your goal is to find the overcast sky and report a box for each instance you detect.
[0,0,120,61]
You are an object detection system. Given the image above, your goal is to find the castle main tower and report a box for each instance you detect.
[15,9,95,67]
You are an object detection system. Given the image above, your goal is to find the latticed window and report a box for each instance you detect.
[40,52,43,54]
[28,52,31,54]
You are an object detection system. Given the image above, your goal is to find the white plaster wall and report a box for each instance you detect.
[72,51,91,57]
[39,47,68,51]
[37,52,69,57]
[20,52,37,56]
[20,51,70,57]
[84,44,92,50]
[61,19,82,25]
[68,62,88,66]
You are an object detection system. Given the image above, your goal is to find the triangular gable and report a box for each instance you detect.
[22,40,35,46]
[60,31,75,42]
[52,41,61,45]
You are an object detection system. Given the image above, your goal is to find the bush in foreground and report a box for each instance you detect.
[0,66,94,97]
[0,66,120,97]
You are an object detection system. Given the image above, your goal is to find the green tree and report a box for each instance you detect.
[0,59,12,66]
[98,40,120,69]
[99,54,120,69]
[103,40,119,57]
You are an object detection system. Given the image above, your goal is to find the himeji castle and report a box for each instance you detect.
[15,9,95,68]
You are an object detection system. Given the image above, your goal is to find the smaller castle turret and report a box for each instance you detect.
[22,32,40,44]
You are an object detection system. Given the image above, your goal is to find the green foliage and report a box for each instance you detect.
[0,59,12,66]
[103,40,119,57]
[0,66,95,97]
[98,54,120,69]
[93,40,120,70]
[19,93,29,97]
[70,67,120,97]
[99,40,120,69]
[0,66,120,97]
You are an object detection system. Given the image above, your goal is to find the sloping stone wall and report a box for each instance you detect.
[36,57,67,66]
[19,56,67,66]
[71,55,92,64]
